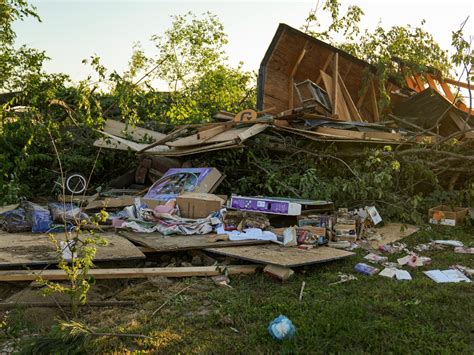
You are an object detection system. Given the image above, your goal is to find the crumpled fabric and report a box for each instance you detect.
[117,197,222,235]
[122,213,220,235]
[215,226,277,242]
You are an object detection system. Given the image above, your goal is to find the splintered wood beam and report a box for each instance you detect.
[337,72,362,122]
[440,80,456,102]
[405,76,418,91]
[289,41,310,109]
[370,81,380,122]
[442,77,473,90]
[316,52,335,85]
[425,73,439,91]
[332,53,339,116]
[414,74,426,92]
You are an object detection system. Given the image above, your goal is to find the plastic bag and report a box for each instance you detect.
[268,315,296,340]
[48,203,90,224]
[21,201,66,233]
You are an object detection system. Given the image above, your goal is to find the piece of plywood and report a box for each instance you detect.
[0,232,145,267]
[314,127,365,139]
[0,265,259,282]
[120,231,270,252]
[332,53,339,116]
[97,131,170,153]
[104,119,166,141]
[167,127,244,147]
[364,131,402,141]
[206,244,354,267]
[197,124,232,141]
[153,141,241,157]
[338,73,362,122]
[367,223,419,248]
[320,70,351,121]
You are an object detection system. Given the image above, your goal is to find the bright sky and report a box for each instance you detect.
[14,0,474,87]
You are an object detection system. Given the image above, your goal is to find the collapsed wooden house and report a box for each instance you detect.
[257,23,382,123]
[95,24,473,156]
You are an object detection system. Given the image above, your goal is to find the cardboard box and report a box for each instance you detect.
[177,192,225,219]
[429,205,468,226]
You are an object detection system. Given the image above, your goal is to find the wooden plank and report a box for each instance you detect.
[369,81,380,122]
[332,53,339,116]
[314,127,365,139]
[104,119,165,141]
[197,124,231,141]
[320,70,351,121]
[439,80,456,102]
[0,232,145,267]
[316,53,334,85]
[0,265,259,282]
[442,77,473,90]
[364,131,402,141]
[137,126,190,154]
[338,73,363,122]
[167,127,247,147]
[120,231,270,252]
[149,141,242,157]
[0,301,134,308]
[206,245,354,268]
[97,131,170,153]
[414,74,425,92]
[405,76,418,91]
[425,73,439,91]
[237,124,269,141]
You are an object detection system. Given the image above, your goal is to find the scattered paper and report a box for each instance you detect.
[424,269,471,283]
[395,269,412,281]
[397,255,412,266]
[364,253,388,263]
[216,227,278,242]
[366,206,382,225]
[379,268,411,280]
[454,247,474,254]
[379,268,397,278]
[398,254,430,267]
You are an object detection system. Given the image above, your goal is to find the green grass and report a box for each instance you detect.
[10,225,474,353]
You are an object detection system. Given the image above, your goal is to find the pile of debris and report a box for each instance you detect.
[0,24,472,289]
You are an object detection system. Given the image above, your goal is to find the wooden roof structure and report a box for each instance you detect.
[257,24,383,122]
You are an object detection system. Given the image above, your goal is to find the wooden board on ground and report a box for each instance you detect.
[367,223,419,248]
[206,244,354,267]
[0,232,145,267]
[0,265,259,282]
[119,231,270,252]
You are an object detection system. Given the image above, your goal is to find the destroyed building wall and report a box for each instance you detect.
[257,24,382,122]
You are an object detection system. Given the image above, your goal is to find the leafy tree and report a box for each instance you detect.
[302,0,453,108]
